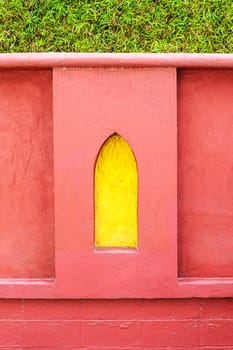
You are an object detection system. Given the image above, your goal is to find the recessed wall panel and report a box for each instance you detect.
[178,69,233,277]
[0,71,54,278]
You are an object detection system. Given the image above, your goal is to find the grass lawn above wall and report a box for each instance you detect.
[0,0,232,53]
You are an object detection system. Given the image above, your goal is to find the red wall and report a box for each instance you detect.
[0,54,233,348]
[0,298,232,348]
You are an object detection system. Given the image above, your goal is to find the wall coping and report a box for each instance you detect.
[0,53,233,68]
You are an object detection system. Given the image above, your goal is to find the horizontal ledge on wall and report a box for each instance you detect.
[0,278,55,285]
[0,53,233,68]
[179,277,233,285]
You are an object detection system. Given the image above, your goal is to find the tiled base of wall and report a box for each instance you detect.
[0,299,233,348]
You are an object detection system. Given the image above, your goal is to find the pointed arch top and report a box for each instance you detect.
[95,133,138,248]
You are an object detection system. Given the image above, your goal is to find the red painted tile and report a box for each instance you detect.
[22,320,81,347]
[0,321,22,347]
[143,320,199,347]
[81,320,142,347]
[34,348,143,350]
[200,348,233,350]
[81,300,142,319]
[144,348,200,350]
[23,299,81,320]
[0,300,23,319]
[143,299,200,319]
[79,348,142,350]
[200,320,233,346]
[202,299,233,319]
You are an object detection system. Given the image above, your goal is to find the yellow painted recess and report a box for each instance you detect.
[95,134,138,248]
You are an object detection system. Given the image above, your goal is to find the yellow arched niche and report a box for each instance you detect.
[95,134,138,248]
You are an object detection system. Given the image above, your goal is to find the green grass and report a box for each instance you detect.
[0,0,232,53]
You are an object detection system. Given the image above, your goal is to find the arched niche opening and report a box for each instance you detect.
[95,133,138,248]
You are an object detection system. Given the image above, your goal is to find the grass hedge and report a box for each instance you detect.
[0,0,232,53]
